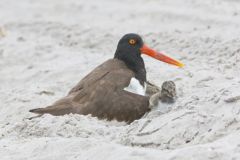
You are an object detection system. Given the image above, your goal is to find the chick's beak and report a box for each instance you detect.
[140,44,184,68]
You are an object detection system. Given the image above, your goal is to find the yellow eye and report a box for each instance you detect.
[129,39,136,45]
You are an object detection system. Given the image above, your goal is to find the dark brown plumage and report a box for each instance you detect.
[30,33,184,123]
[30,59,150,123]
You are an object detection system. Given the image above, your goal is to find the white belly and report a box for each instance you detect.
[124,78,146,96]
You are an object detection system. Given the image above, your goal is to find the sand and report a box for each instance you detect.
[0,0,240,159]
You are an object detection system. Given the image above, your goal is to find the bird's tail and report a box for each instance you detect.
[29,103,74,116]
[29,107,50,114]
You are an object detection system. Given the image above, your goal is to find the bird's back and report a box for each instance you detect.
[30,59,150,123]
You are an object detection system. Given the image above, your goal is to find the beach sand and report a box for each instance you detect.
[0,0,240,159]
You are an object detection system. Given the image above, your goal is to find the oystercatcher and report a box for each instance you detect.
[30,33,184,123]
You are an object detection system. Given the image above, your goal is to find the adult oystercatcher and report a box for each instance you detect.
[30,33,184,123]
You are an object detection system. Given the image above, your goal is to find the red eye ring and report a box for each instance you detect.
[129,39,136,45]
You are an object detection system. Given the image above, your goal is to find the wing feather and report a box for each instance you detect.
[30,59,150,122]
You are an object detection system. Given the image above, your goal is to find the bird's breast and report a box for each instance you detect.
[124,77,146,96]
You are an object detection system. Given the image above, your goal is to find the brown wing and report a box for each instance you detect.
[30,59,150,122]
[68,59,130,94]
[77,88,150,123]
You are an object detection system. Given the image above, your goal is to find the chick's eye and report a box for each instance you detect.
[129,39,136,45]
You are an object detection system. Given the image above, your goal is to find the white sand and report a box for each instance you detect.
[1,0,240,159]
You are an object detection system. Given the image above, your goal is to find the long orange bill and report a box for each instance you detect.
[140,44,184,68]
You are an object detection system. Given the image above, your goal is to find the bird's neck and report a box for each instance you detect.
[114,52,146,86]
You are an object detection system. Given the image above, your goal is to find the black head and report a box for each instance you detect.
[114,33,144,60]
[114,33,146,84]
[113,33,184,85]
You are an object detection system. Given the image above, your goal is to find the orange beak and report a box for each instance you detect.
[140,44,184,68]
